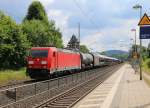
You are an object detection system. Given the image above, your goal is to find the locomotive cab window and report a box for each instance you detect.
[30,50,48,58]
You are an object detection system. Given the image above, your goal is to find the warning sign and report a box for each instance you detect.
[138,13,150,26]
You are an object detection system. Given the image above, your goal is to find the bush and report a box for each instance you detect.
[22,20,63,48]
[147,59,150,68]
[0,12,30,69]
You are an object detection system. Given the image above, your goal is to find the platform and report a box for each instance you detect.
[72,64,150,108]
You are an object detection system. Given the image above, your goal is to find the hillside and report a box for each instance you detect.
[101,50,129,60]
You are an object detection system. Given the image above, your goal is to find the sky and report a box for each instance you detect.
[0,0,150,52]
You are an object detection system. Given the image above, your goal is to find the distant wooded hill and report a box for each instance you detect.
[100,50,129,60]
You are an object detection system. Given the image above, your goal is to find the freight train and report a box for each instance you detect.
[26,47,120,79]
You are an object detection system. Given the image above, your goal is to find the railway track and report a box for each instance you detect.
[35,65,121,108]
[0,66,109,92]
[0,64,122,108]
[0,68,89,91]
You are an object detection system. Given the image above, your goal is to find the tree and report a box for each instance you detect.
[51,28,64,48]
[22,20,63,48]
[129,44,148,61]
[80,45,89,53]
[22,20,50,47]
[22,1,63,48]
[148,43,150,57]
[0,12,29,69]
[24,1,48,23]
[67,34,79,49]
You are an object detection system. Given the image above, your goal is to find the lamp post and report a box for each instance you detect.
[131,29,137,52]
[78,23,80,50]
[133,4,142,19]
[133,4,142,80]
[130,38,134,48]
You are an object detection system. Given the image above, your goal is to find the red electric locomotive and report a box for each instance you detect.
[26,47,81,79]
[26,47,121,79]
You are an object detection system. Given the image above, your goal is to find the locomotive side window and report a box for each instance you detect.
[31,50,48,58]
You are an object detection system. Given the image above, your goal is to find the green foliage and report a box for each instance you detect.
[142,58,150,76]
[0,68,29,85]
[101,50,128,60]
[0,12,30,69]
[147,59,150,68]
[129,44,149,61]
[80,45,89,53]
[51,28,64,48]
[22,20,50,47]
[143,55,148,61]
[112,54,128,60]
[23,1,63,48]
[147,50,150,58]
[0,1,64,69]
[22,20,63,48]
[24,1,48,23]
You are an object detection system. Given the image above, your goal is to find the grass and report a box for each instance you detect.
[142,58,150,76]
[0,67,30,85]
[142,58,150,86]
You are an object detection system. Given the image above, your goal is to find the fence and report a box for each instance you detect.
[0,68,100,108]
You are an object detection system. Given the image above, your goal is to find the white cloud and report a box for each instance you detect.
[34,0,72,46]
[34,0,150,51]
[48,9,70,28]
[47,9,74,46]
[81,32,103,47]
[79,18,140,52]
[37,0,54,6]
[76,0,87,4]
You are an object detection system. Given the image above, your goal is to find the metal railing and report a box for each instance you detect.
[0,68,99,107]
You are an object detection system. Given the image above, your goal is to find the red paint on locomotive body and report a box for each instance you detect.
[26,47,120,79]
[27,47,81,79]
[56,49,81,72]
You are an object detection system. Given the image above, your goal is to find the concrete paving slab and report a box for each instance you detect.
[72,64,125,108]
[110,64,150,108]
[72,64,150,108]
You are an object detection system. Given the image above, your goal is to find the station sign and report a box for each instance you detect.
[140,26,150,39]
[139,13,150,39]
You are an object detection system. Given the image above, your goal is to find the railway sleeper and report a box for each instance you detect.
[59,96,81,100]
[45,103,71,107]
[50,101,74,105]
[44,105,67,108]
[55,99,78,103]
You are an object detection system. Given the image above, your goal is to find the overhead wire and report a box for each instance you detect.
[72,0,101,33]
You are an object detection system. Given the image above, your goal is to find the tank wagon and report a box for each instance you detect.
[80,53,93,69]
[26,47,120,79]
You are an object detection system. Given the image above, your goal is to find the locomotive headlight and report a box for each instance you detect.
[28,61,34,64]
[41,61,47,64]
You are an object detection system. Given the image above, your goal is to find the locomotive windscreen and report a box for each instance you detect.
[30,50,48,58]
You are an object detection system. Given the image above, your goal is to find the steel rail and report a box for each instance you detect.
[35,65,121,108]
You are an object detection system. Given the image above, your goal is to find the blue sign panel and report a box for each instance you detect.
[140,26,150,39]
